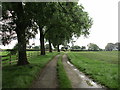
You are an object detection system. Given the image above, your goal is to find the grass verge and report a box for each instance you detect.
[67,51,118,88]
[57,55,72,89]
[3,52,58,88]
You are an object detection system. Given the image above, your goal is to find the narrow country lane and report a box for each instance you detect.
[62,54,104,89]
[31,55,60,88]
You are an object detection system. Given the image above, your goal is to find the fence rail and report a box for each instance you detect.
[0,50,40,65]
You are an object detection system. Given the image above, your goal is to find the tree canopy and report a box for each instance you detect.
[71,45,81,50]
[105,43,119,51]
[1,2,93,65]
[87,43,99,51]
[45,2,92,52]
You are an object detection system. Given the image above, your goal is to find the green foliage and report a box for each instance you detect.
[71,45,81,50]
[105,43,119,51]
[105,43,114,51]
[1,2,39,65]
[67,51,118,88]
[1,2,93,64]
[57,56,72,88]
[1,2,38,46]
[1,3,17,45]
[45,2,93,48]
[81,46,86,50]
[87,43,100,50]
[25,2,57,29]
[1,2,92,48]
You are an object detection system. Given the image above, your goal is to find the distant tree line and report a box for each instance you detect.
[60,42,120,51]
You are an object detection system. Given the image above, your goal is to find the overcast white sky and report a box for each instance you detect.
[0,0,119,49]
[75,0,119,49]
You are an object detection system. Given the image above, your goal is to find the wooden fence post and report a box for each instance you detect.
[31,52,32,58]
[16,52,18,61]
[38,51,39,56]
[28,53,29,58]
[30,52,31,58]
[9,53,11,65]
[30,52,32,57]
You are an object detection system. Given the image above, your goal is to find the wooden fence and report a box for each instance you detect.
[1,53,17,65]
[0,50,40,65]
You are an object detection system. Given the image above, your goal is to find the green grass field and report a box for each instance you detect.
[2,51,119,88]
[2,52,58,88]
[67,51,118,88]
[57,55,72,89]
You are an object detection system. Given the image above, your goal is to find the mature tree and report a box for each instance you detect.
[25,2,57,55]
[25,2,92,54]
[1,2,29,65]
[1,2,93,63]
[1,2,38,65]
[105,43,114,51]
[45,2,92,52]
[105,43,118,51]
[44,29,53,52]
[49,27,72,52]
[115,42,120,51]
[81,46,86,50]
[58,2,92,37]
[49,29,65,52]
[71,45,81,50]
[43,3,72,52]
[87,43,99,51]
[45,12,71,52]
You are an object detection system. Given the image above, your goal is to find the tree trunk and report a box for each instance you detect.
[39,27,45,55]
[48,39,52,53]
[57,44,60,52]
[12,2,29,65]
[16,28,29,65]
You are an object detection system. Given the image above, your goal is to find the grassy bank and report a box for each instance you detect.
[57,55,72,89]
[3,52,58,88]
[67,51,118,88]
